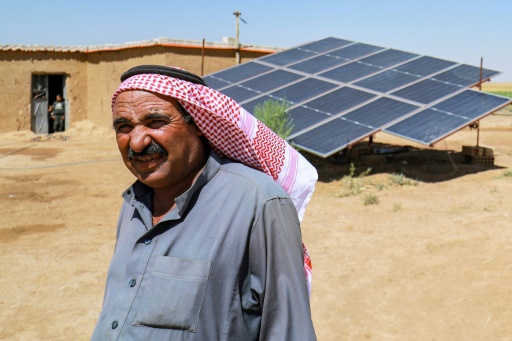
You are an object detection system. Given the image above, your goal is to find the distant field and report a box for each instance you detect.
[481,82,512,98]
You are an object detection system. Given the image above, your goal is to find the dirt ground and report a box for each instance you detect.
[1,109,512,340]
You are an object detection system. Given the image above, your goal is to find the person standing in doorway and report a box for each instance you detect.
[49,94,65,132]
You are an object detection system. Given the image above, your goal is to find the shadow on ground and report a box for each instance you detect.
[304,143,506,184]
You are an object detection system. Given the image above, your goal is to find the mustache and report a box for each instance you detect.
[127,141,168,160]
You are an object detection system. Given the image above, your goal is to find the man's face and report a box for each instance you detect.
[56,95,62,101]
[113,90,205,190]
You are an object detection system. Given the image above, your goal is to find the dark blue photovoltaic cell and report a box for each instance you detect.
[259,48,316,66]
[220,85,260,103]
[327,43,383,60]
[203,76,230,89]
[289,106,330,135]
[288,54,348,74]
[211,62,273,83]
[291,119,374,156]
[432,90,511,120]
[360,49,418,68]
[269,78,338,104]
[391,79,461,104]
[318,62,381,83]
[342,97,419,128]
[354,70,420,92]
[432,65,501,87]
[239,70,303,92]
[241,95,275,114]
[303,87,376,114]
[384,109,468,145]
[299,37,353,53]
[394,56,456,77]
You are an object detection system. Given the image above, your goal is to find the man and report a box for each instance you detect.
[91,65,317,340]
[49,94,65,132]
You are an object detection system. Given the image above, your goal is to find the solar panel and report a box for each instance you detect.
[203,76,230,89]
[241,95,274,114]
[220,85,261,103]
[212,62,273,83]
[318,62,381,83]
[259,48,316,66]
[384,90,511,145]
[432,90,511,120]
[291,118,375,157]
[394,56,456,77]
[384,109,469,145]
[391,79,462,104]
[342,97,419,128]
[432,65,501,87]
[288,106,331,135]
[269,78,338,104]
[299,37,353,53]
[354,70,421,93]
[303,87,376,114]
[239,69,303,92]
[359,49,418,68]
[288,54,349,74]
[206,37,507,157]
[327,43,383,60]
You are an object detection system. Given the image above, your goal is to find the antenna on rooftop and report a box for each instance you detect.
[233,10,247,64]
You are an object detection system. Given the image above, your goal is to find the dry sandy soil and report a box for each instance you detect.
[1,108,512,340]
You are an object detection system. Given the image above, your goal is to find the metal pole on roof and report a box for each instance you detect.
[234,10,241,64]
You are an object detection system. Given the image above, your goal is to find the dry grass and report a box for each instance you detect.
[481,82,512,92]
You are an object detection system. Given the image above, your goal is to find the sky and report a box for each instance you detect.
[1,0,511,81]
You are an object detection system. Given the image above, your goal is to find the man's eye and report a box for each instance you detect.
[148,120,167,129]
[116,124,132,133]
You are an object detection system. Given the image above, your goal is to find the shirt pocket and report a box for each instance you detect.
[132,255,211,332]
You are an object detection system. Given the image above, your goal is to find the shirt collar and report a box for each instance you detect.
[122,149,222,220]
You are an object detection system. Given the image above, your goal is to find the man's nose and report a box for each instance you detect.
[129,126,152,153]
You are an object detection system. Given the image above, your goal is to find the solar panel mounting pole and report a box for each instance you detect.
[201,38,205,76]
[234,10,241,65]
[476,57,483,147]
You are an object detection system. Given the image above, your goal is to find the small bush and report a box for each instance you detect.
[337,163,373,197]
[254,99,293,139]
[502,170,512,177]
[389,173,419,186]
[374,182,386,191]
[363,194,379,206]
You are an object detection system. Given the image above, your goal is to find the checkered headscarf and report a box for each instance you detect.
[112,66,317,294]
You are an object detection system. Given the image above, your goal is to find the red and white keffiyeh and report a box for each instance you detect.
[112,69,317,294]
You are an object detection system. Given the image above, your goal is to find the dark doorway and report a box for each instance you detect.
[31,74,66,134]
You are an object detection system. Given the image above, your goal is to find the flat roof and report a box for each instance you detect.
[0,37,282,54]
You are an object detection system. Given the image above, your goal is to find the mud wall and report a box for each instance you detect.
[0,51,87,133]
[0,46,270,133]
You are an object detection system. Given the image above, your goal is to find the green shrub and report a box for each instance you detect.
[389,173,419,186]
[337,163,373,197]
[363,194,379,206]
[254,99,293,139]
[503,170,512,177]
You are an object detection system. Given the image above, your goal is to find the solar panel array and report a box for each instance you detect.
[204,37,511,158]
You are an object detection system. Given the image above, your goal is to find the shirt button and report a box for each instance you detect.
[126,190,131,195]
[144,238,152,245]
[111,320,118,329]
[129,279,136,287]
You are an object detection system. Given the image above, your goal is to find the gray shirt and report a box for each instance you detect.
[52,100,65,115]
[91,151,316,340]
